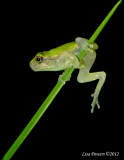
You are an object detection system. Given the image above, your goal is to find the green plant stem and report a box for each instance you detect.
[2,1,122,160]
[78,0,122,60]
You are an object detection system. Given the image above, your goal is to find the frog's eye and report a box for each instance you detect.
[36,56,43,63]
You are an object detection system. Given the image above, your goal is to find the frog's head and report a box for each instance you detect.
[30,52,55,71]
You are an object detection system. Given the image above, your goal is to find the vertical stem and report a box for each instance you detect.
[88,0,122,44]
[2,81,64,160]
[78,0,122,60]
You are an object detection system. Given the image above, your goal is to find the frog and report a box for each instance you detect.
[30,37,106,113]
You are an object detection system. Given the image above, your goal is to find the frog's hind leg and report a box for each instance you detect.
[77,50,106,113]
[78,71,106,113]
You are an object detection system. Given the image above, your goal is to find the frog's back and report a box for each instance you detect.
[44,41,79,57]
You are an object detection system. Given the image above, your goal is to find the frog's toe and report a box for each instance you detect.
[91,101,96,113]
[97,102,100,109]
[91,105,95,113]
[91,94,100,113]
[89,43,98,50]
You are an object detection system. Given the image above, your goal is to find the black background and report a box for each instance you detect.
[0,0,123,159]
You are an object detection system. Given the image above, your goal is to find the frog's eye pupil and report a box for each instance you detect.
[36,57,40,61]
[36,56,43,63]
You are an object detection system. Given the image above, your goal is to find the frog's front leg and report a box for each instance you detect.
[58,51,80,83]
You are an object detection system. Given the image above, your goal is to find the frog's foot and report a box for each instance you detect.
[75,37,98,51]
[91,93,100,113]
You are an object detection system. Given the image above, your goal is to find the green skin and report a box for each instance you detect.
[30,37,106,113]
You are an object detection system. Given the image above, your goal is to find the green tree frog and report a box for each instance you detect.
[30,37,106,113]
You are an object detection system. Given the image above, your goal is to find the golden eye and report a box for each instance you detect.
[36,56,43,63]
